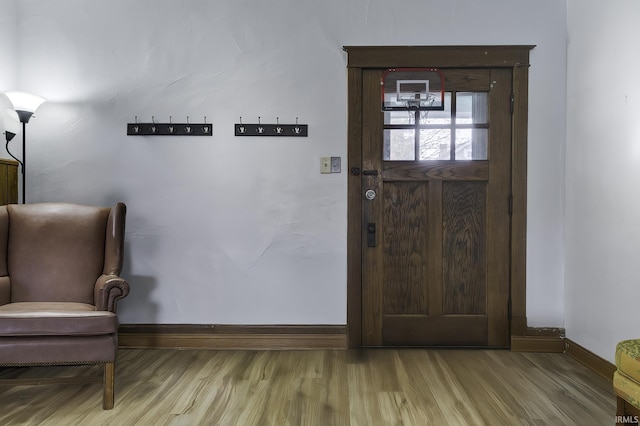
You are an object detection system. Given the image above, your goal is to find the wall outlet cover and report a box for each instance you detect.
[330,157,341,173]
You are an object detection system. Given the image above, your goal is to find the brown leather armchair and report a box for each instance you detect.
[0,202,129,409]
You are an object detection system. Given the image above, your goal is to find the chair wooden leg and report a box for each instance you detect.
[617,395,626,417]
[103,362,115,410]
[618,394,640,425]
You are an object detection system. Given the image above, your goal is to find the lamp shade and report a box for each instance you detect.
[5,91,46,123]
[0,91,21,141]
[1,108,21,136]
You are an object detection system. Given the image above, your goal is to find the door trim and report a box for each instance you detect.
[344,45,535,348]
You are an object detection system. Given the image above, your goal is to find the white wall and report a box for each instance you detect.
[0,1,16,88]
[5,0,567,326]
[565,0,640,362]
[0,1,17,119]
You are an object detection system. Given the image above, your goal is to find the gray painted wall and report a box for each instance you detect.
[0,0,567,329]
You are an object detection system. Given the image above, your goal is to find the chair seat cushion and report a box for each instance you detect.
[0,302,117,336]
[616,339,640,384]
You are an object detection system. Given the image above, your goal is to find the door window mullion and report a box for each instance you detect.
[451,90,457,160]
[414,111,420,161]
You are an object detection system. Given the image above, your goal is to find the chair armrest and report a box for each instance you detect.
[0,276,9,306]
[94,274,130,313]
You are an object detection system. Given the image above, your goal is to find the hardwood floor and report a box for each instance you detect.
[0,348,615,425]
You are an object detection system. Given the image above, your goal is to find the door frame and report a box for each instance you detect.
[344,45,535,348]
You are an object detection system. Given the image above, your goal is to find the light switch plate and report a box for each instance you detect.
[320,157,331,174]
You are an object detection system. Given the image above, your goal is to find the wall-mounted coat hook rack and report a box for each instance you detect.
[127,116,212,136]
[235,116,308,137]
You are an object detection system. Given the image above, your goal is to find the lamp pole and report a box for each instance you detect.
[14,111,33,204]
[21,121,26,204]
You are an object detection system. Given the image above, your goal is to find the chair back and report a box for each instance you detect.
[6,203,111,303]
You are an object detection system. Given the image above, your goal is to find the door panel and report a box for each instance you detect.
[382,181,428,315]
[442,181,487,315]
[361,68,512,347]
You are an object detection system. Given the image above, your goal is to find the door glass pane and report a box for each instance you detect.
[385,109,414,125]
[456,92,488,124]
[422,92,452,124]
[455,129,488,160]
[419,129,450,160]
[384,129,415,160]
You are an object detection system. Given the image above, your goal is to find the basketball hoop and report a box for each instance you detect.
[381,68,445,111]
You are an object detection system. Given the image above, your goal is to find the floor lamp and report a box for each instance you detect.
[4,91,46,204]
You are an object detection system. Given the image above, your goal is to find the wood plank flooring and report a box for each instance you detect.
[0,348,615,425]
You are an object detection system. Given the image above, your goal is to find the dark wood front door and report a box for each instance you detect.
[360,67,512,347]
